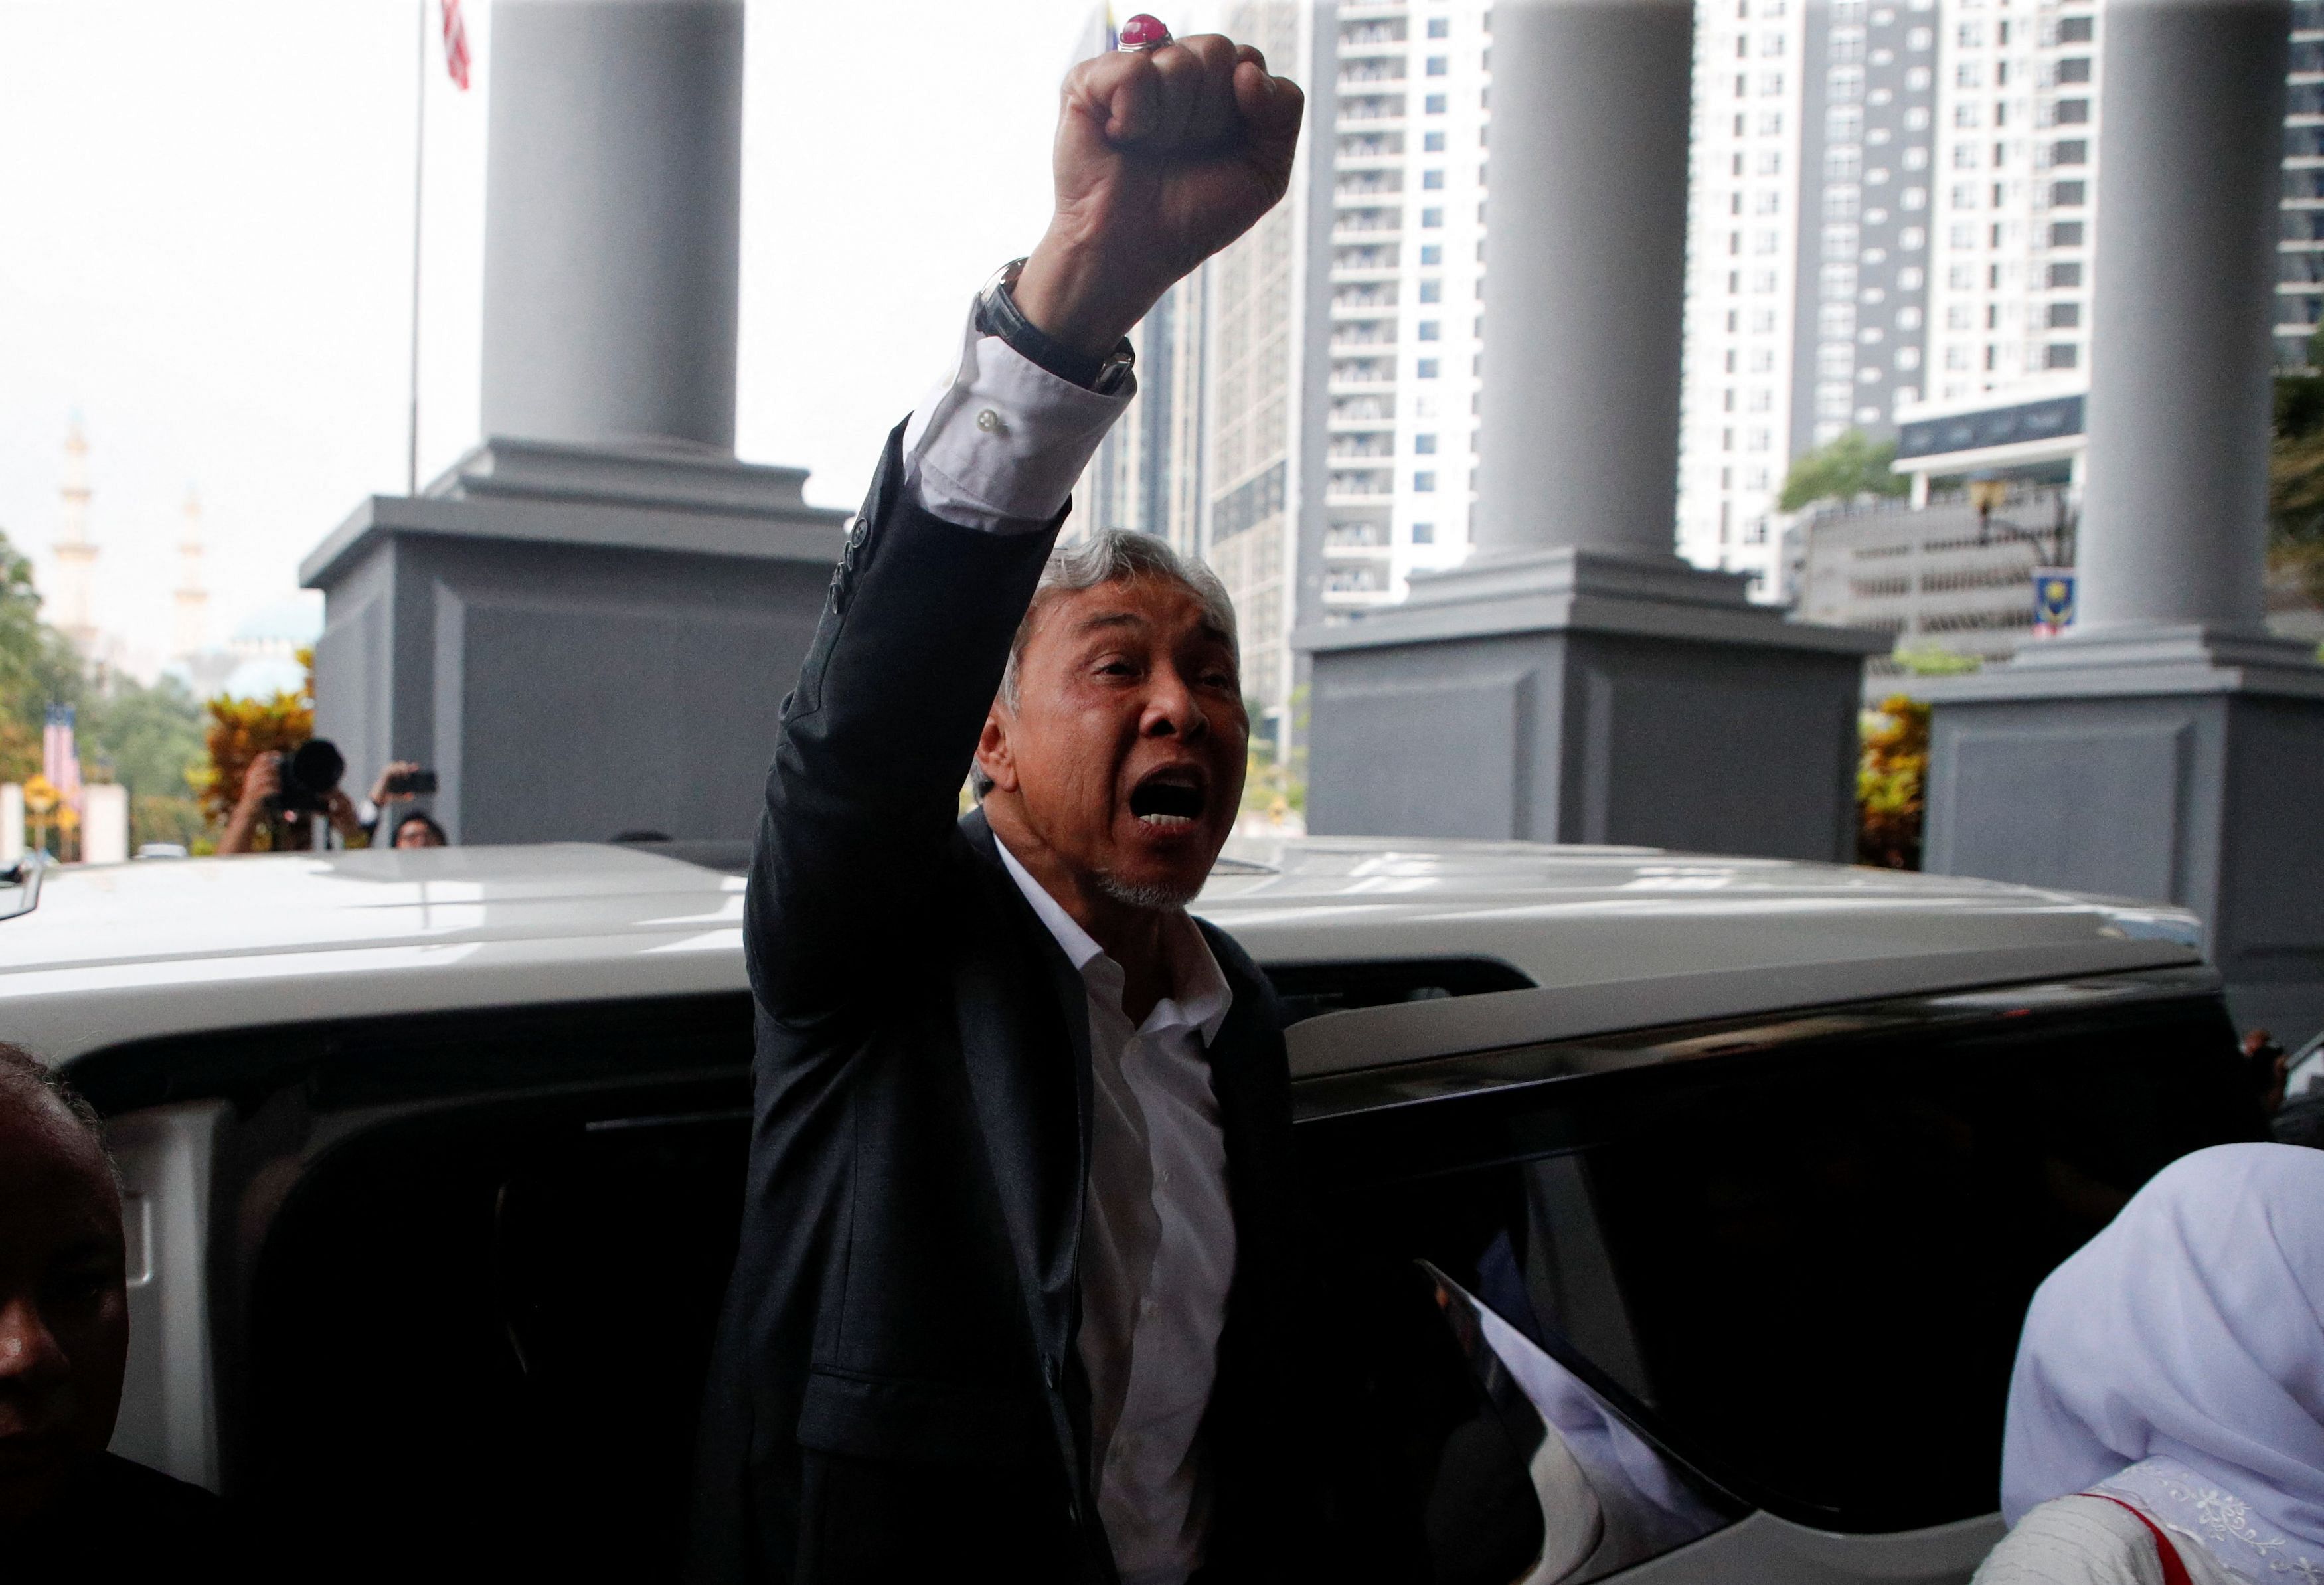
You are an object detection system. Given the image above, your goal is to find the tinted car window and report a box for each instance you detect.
[1296,991,2258,1536]
[246,1083,748,1583]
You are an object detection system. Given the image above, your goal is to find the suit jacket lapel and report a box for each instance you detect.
[955,811,1094,1476]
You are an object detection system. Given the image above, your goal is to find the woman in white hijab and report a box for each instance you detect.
[1973,1143,2324,1585]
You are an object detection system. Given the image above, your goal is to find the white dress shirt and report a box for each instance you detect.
[899,295,1238,1584]
[995,843,1236,1585]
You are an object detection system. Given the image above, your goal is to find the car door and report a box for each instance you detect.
[1284,967,2260,1584]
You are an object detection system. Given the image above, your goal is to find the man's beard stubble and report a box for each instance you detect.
[1096,871,1206,912]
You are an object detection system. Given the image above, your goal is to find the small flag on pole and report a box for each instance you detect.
[41,705,82,813]
[440,0,472,90]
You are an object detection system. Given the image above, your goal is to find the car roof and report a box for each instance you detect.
[0,838,2205,1074]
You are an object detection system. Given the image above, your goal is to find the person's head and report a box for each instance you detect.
[0,1045,127,1532]
[973,531,1247,911]
[392,813,448,850]
[2001,1143,2324,1546]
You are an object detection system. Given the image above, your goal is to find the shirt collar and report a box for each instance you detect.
[995,837,1234,1044]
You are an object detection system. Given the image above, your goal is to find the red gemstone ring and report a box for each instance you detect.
[1118,13,1171,50]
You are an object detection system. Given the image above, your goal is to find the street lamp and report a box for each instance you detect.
[1967,473,2076,566]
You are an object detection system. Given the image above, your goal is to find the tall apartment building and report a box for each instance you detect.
[1675,0,1937,598]
[2282,0,2324,364]
[1923,0,2100,399]
[1073,272,1210,561]
[1313,0,1492,618]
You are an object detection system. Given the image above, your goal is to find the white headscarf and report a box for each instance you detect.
[2000,1143,2324,1552]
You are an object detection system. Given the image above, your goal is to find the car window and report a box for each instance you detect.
[242,1078,750,1581]
[1295,990,2258,1538]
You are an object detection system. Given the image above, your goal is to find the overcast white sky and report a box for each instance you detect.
[0,0,1188,669]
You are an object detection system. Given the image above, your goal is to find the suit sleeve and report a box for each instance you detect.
[744,419,1062,1025]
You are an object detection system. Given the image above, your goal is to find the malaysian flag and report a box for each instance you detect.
[42,705,82,812]
[440,0,472,90]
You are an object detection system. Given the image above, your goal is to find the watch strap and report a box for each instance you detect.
[975,258,1137,396]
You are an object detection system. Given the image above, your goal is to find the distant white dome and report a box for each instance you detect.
[218,655,309,703]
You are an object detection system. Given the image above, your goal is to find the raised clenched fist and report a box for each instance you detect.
[1014,32,1305,360]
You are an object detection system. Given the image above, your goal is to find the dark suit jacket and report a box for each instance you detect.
[687,422,1299,1584]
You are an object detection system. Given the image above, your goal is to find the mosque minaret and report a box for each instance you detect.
[50,420,100,656]
[173,489,209,663]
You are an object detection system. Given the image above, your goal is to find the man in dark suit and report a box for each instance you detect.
[688,27,1307,1585]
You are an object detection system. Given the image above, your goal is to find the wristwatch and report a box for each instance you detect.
[976,258,1137,396]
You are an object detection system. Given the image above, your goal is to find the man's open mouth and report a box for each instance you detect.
[1129,768,1208,829]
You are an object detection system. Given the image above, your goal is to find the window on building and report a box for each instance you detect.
[1413,471,1438,491]
[1948,223,1974,249]
[1420,244,1442,264]
[1906,106,1931,131]
[2050,220,2084,248]
[2056,57,2091,83]
[2044,344,2079,369]
[1421,169,1444,191]
[1418,321,1441,341]
[1955,102,1981,128]
[2058,14,2094,41]
[1944,345,1969,370]
[1426,56,1449,75]
[1956,20,1983,46]
[2053,99,2090,125]
[1412,521,1436,544]
[1421,207,1444,228]
[1951,182,1977,209]
[1902,187,1926,210]
[1898,266,1924,290]
[1955,61,1983,88]
[1418,279,1442,303]
[1748,348,1777,373]
[1424,129,1446,151]
[1418,359,1440,378]
[1414,433,1438,454]
[1426,93,1448,114]
[1428,15,1450,36]
[2052,139,2088,165]
[2047,302,2081,328]
[2050,179,2086,208]
[1746,388,1773,413]
[2048,260,2083,288]
[1896,345,1922,370]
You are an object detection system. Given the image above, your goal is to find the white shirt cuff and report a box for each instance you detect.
[901,294,1135,534]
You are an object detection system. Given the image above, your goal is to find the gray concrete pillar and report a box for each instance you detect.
[1472,0,1693,562]
[1916,0,2324,1042]
[479,0,746,454]
[2077,0,2287,633]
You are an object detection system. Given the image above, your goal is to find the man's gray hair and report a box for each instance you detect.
[971,529,1239,799]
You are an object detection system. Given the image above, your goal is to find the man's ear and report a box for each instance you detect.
[975,706,1019,795]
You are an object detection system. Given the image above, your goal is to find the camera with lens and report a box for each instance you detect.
[271,739,346,817]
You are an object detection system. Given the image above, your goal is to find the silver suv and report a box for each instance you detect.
[1,837,2258,1584]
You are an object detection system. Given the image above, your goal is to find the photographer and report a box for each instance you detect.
[216,744,363,855]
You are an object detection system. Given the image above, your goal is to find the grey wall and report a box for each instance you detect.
[1307,629,1863,857]
[1926,687,2324,1039]
[315,532,829,845]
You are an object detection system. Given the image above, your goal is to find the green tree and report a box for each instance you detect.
[2272,367,2324,610]
[0,527,86,784]
[1777,430,1910,514]
[80,674,207,849]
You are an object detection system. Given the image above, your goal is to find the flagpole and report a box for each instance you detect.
[407,0,428,497]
